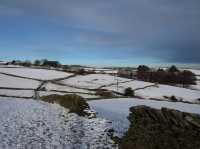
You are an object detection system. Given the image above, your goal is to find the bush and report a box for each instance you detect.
[136,65,197,86]
[40,94,89,116]
[21,60,32,67]
[124,87,134,97]
[96,89,114,98]
[34,59,41,66]
[43,60,61,68]
[137,65,150,81]
[170,95,178,102]
[179,70,197,86]
[76,69,85,75]
[168,65,180,73]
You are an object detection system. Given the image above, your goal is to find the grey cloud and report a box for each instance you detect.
[0,0,200,63]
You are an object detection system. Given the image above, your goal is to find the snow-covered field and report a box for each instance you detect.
[0,98,116,149]
[135,84,200,103]
[43,82,95,94]
[40,83,100,99]
[182,69,200,76]
[0,67,73,80]
[59,74,130,89]
[103,80,154,93]
[102,79,200,104]
[0,73,40,89]
[190,81,200,91]
[1,66,200,148]
[197,76,200,80]
[0,65,23,68]
[0,67,199,103]
[0,89,34,98]
[89,98,200,137]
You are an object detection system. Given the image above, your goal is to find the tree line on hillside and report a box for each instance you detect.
[137,65,197,86]
[9,59,88,74]
[10,59,61,68]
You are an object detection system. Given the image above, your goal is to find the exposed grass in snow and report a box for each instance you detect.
[40,94,90,116]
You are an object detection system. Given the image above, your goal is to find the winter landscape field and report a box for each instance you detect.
[0,62,200,148]
[1,0,200,148]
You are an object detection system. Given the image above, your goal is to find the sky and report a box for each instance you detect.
[0,0,200,66]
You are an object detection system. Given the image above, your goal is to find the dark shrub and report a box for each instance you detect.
[96,89,114,98]
[76,69,85,75]
[40,87,46,91]
[170,95,178,102]
[34,59,41,66]
[21,60,32,67]
[137,65,150,81]
[179,70,197,86]
[136,65,197,86]
[124,87,134,97]
[168,65,180,73]
[43,60,61,68]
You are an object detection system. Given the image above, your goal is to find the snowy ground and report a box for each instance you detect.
[103,79,200,103]
[0,67,200,147]
[0,67,200,103]
[0,65,23,68]
[0,98,116,149]
[103,80,154,93]
[43,82,95,94]
[182,68,200,76]
[135,84,200,103]
[0,89,34,98]
[59,74,130,89]
[89,98,200,137]
[0,67,73,80]
[190,81,200,91]
[0,73,40,89]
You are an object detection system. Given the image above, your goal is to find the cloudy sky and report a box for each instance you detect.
[0,0,200,66]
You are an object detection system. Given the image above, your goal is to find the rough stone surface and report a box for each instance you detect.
[120,105,200,149]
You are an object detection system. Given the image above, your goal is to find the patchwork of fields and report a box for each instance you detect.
[0,65,200,148]
[0,66,200,102]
